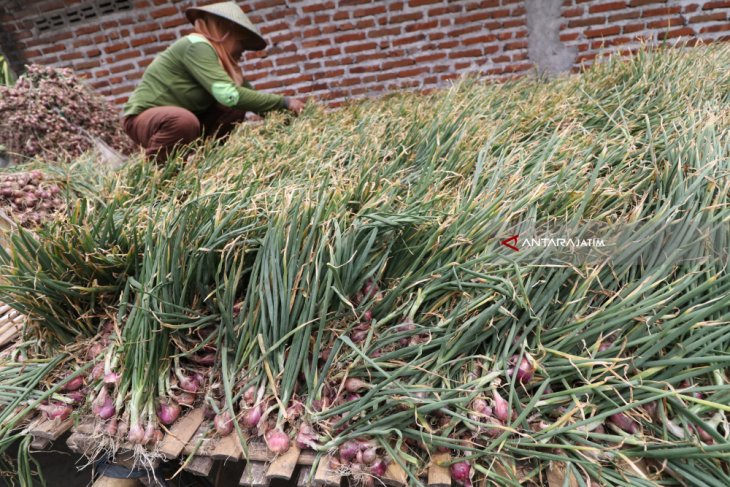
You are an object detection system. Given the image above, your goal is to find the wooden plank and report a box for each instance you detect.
[30,436,51,450]
[183,456,214,477]
[427,453,451,487]
[313,458,341,487]
[158,408,204,459]
[67,432,95,455]
[297,466,312,487]
[383,460,408,487]
[28,417,73,440]
[211,432,243,461]
[240,461,268,487]
[91,477,140,487]
[0,322,21,347]
[265,445,300,481]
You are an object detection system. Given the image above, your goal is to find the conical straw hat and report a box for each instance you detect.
[185,2,267,51]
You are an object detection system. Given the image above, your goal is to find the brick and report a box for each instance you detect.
[560,32,580,41]
[563,6,584,16]
[568,17,606,27]
[591,36,630,48]
[381,59,415,70]
[59,51,83,61]
[253,0,286,7]
[134,23,159,34]
[392,33,426,46]
[77,24,101,35]
[646,17,684,28]
[110,63,134,74]
[689,12,727,23]
[704,1,730,7]
[261,22,288,34]
[585,25,621,37]
[302,2,334,13]
[404,20,438,32]
[700,23,730,33]
[161,17,186,29]
[335,32,365,43]
[265,8,297,21]
[352,5,386,18]
[368,27,401,37]
[462,34,498,45]
[350,64,380,73]
[276,54,306,65]
[303,27,321,37]
[414,52,446,62]
[271,31,297,43]
[502,19,525,28]
[131,36,156,48]
[428,5,463,16]
[589,1,626,13]
[448,48,482,59]
[642,6,682,17]
[302,39,330,48]
[387,12,423,24]
[150,6,177,18]
[658,27,695,39]
[622,22,646,33]
[114,51,139,62]
[344,41,377,53]
[504,40,528,50]
[455,12,490,24]
[449,25,482,37]
[629,0,666,4]
[274,66,300,76]
[609,11,641,21]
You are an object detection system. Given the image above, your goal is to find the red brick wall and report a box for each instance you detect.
[0,0,728,109]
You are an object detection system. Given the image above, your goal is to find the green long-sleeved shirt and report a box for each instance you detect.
[123,34,286,117]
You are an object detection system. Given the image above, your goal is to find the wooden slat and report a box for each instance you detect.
[183,456,215,477]
[30,436,51,450]
[91,477,140,487]
[67,432,96,455]
[240,461,268,487]
[158,408,204,459]
[0,321,21,347]
[313,458,341,487]
[297,466,312,487]
[211,432,243,461]
[383,460,408,487]
[266,445,300,481]
[28,417,74,440]
[427,453,451,487]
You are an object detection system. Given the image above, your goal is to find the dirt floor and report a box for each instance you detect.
[16,434,315,486]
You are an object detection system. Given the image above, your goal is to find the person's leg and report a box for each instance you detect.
[122,107,201,163]
[198,103,248,141]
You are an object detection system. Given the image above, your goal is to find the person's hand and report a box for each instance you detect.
[285,98,305,114]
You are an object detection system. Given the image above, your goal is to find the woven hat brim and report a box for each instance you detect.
[185,7,267,51]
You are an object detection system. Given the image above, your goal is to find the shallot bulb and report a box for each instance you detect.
[157,400,181,425]
[38,403,72,421]
[265,428,290,454]
[450,461,473,487]
[296,423,320,449]
[338,440,359,462]
[92,387,116,420]
[178,374,200,393]
[508,353,536,384]
[214,411,234,436]
[344,378,369,393]
[128,423,145,444]
[608,413,639,434]
[370,458,387,477]
[63,375,84,392]
[492,390,509,423]
[243,405,262,429]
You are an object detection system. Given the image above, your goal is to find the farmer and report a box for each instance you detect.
[122,1,304,163]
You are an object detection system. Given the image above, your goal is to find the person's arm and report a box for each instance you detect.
[183,40,287,113]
